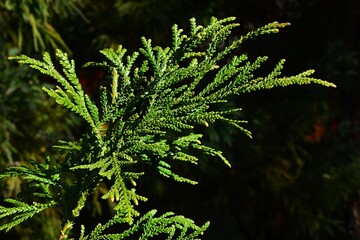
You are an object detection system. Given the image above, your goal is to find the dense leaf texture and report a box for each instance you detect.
[2,17,334,239]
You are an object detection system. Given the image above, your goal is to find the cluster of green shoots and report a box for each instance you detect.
[0,17,334,239]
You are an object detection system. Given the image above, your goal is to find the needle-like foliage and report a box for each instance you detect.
[2,17,334,239]
[79,209,209,240]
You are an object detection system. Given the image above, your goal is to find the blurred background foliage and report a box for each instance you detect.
[0,1,82,239]
[1,0,360,239]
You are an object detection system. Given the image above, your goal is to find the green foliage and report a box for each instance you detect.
[2,17,334,239]
[0,157,61,231]
[0,2,83,237]
[0,0,84,53]
[79,210,209,239]
[0,199,57,232]
[0,58,78,168]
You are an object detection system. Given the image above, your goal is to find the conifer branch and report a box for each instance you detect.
[4,16,335,239]
[0,159,61,231]
[0,199,57,232]
[9,50,100,131]
[79,209,209,240]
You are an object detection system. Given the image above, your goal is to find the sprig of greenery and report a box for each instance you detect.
[4,16,335,239]
[0,158,61,231]
[80,209,209,240]
[12,50,101,131]
[0,198,57,232]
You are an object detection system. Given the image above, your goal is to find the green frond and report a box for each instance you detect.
[0,199,57,232]
[157,160,198,185]
[199,54,249,96]
[173,133,203,148]
[80,209,209,240]
[72,191,88,218]
[53,140,82,151]
[172,152,199,164]
[238,68,336,93]
[5,16,336,238]
[244,21,291,40]
[219,117,252,138]
[80,212,129,240]
[100,45,128,68]
[189,17,201,37]
[10,51,100,130]
[129,210,209,240]
[192,144,231,167]
[103,178,145,224]
[71,150,147,224]
[171,24,185,52]
[139,37,158,75]
[0,159,61,201]
[0,166,57,186]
